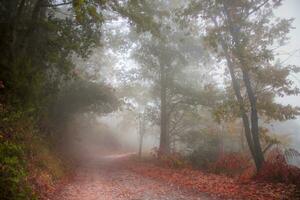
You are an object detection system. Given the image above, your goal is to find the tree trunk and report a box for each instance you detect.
[11,0,26,58]
[240,124,246,151]
[225,46,262,171]
[138,113,145,159]
[138,132,144,159]
[224,53,256,162]
[159,65,170,155]
[221,2,265,171]
[20,0,44,56]
[241,70,265,169]
[211,18,255,160]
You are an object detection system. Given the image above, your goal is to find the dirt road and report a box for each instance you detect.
[53,154,216,200]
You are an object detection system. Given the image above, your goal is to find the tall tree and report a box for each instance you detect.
[182,0,300,170]
[112,0,179,154]
[114,0,212,155]
[0,0,106,114]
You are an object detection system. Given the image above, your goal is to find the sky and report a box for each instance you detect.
[273,0,300,150]
[275,0,300,98]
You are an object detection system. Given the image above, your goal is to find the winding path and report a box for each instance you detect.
[53,153,216,200]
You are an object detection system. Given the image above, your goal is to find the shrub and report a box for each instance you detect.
[0,109,64,200]
[256,148,300,186]
[184,130,221,169]
[209,153,250,176]
[187,147,219,169]
[0,141,36,200]
[160,153,189,168]
[151,147,189,169]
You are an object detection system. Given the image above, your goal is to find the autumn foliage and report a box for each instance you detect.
[256,148,300,187]
[129,148,300,199]
[209,153,250,176]
[126,157,298,200]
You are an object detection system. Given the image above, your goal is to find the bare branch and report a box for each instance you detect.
[42,1,73,8]
[262,142,274,154]
[246,0,269,18]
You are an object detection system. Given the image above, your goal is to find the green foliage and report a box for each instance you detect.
[0,105,65,199]
[50,79,118,127]
[113,0,162,38]
[0,141,36,200]
[25,134,65,181]
[0,0,107,117]
[0,0,116,198]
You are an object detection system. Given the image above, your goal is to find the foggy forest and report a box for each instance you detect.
[1,0,300,199]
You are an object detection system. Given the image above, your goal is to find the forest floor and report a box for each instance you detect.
[51,153,217,200]
[51,153,297,200]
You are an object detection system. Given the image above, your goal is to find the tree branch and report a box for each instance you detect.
[42,1,73,8]
[262,142,274,154]
[246,0,269,18]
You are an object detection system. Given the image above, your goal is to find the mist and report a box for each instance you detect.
[1,0,300,199]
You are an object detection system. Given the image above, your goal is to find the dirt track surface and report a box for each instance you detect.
[53,154,216,200]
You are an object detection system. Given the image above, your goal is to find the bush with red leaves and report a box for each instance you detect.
[256,148,300,187]
[127,160,297,199]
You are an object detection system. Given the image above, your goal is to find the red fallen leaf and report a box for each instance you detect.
[125,159,297,200]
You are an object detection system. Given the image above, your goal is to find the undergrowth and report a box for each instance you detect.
[149,147,300,189]
[0,107,65,200]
